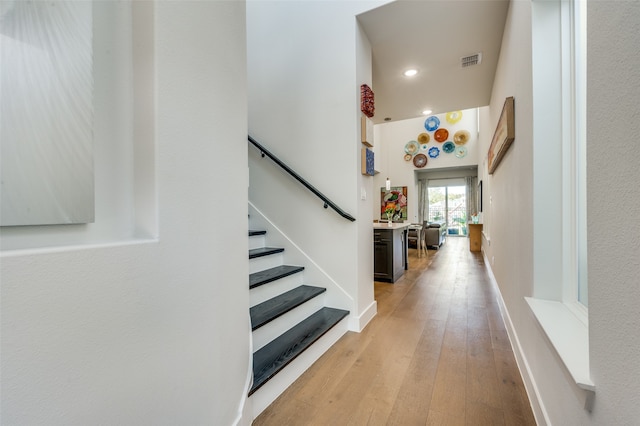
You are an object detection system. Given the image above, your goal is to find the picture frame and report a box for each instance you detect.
[361,115,374,147]
[361,147,375,176]
[380,186,408,221]
[488,96,515,174]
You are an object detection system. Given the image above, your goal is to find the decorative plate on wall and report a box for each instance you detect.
[454,130,470,145]
[424,116,440,132]
[404,154,413,161]
[446,110,463,124]
[442,141,455,153]
[455,146,468,158]
[404,140,419,155]
[428,146,440,159]
[417,132,430,144]
[413,153,428,168]
[420,143,429,152]
[434,128,449,142]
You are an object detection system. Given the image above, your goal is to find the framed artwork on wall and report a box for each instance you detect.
[488,96,515,174]
[361,115,374,147]
[361,147,374,176]
[1,1,95,226]
[380,186,408,221]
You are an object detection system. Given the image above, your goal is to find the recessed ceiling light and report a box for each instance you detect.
[403,69,418,77]
[422,109,432,115]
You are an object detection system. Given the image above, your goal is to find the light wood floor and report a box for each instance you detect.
[253,237,537,425]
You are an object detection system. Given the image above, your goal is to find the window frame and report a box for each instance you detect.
[561,0,588,310]
[527,0,592,392]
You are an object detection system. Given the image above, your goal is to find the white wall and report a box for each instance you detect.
[355,22,376,322]
[246,1,386,329]
[481,0,640,424]
[1,2,155,250]
[374,109,479,222]
[0,2,252,424]
[586,1,640,423]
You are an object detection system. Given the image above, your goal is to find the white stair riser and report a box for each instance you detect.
[249,253,284,274]
[249,234,266,250]
[252,297,325,352]
[250,273,304,307]
[249,317,349,418]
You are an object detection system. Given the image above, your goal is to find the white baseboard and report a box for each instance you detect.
[233,327,255,426]
[482,252,549,426]
[349,300,377,332]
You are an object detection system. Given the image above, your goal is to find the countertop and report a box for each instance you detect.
[373,222,411,230]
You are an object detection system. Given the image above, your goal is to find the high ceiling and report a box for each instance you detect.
[357,1,510,124]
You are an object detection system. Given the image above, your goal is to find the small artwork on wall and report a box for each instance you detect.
[488,96,515,174]
[361,147,374,176]
[360,84,375,118]
[380,186,408,222]
[361,115,374,147]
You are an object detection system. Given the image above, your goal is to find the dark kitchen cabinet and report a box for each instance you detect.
[373,227,407,283]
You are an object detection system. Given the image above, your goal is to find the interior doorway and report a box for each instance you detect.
[428,185,467,236]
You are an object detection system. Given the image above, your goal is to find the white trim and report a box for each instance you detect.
[232,319,254,426]
[349,300,377,332]
[0,238,159,257]
[483,253,550,426]
[561,0,578,303]
[525,297,595,392]
[248,201,354,310]
[561,0,589,306]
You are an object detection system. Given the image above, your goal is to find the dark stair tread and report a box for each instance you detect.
[249,247,284,259]
[250,285,326,330]
[249,230,266,236]
[249,307,349,395]
[250,265,305,289]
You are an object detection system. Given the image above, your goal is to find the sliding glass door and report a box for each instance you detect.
[428,185,467,236]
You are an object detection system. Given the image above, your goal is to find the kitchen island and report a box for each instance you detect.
[373,222,410,283]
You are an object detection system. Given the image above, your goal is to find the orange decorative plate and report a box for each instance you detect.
[434,128,449,142]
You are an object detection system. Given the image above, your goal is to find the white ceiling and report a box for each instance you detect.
[357,0,510,124]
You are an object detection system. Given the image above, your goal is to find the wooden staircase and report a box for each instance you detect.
[248,229,349,414]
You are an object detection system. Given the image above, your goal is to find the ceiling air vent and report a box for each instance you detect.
[461,53,482,68]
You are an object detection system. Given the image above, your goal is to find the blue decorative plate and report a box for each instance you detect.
[420,143,429,152]
[428,146,440,159]
[442,141,455,153]
[424,116,440,132]
[455,146,468,158]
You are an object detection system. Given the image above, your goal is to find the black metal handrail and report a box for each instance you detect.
[248,136,356,222]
